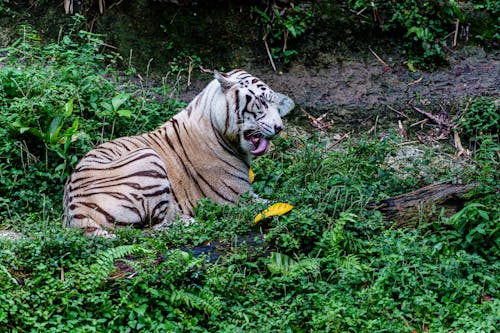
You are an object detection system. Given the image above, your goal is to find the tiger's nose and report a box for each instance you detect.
[274,124,283,134]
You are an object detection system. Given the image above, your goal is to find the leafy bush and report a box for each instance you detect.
[252,2,313,66]
[459,96,499,138]
[470,0,500,45]
[347,0,462,67]
[0,24,182,217]
[347,0,499,68]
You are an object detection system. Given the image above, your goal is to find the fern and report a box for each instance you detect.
[337,254,363,272]
[170,287,222,316]
[320,212,359,257]
[267,252,321,279]
[76,244,150,289]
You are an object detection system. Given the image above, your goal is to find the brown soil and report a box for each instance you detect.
[182,46,499,132]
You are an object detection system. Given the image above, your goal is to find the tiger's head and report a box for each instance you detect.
[213,69,294,157]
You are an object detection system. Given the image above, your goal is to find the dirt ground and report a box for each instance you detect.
[183,46,499,133]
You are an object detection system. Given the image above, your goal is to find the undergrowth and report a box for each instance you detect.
[0,27,499,332]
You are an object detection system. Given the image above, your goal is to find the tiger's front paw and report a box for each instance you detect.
[83,227,117,238]
[249,191,269,204]
[179,215,195,226]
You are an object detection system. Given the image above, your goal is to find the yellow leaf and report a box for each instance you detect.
[249,168,255,183]
[254,203,294,223]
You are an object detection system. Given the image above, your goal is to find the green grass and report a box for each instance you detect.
[0,27,499,332]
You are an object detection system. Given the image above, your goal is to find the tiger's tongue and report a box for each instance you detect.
[250,137,270,156]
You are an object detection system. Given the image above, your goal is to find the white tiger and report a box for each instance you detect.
[63,69,294,236]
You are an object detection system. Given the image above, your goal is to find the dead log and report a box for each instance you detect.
[369,181,481,227]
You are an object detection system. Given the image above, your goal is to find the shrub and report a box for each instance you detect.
[0,25,181,217]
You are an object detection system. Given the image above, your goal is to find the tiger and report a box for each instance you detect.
[63,69,295,237]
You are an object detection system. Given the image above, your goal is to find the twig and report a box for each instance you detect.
[409,119,428,128]
[96,41,118,50]
[407,77,423,86]
[199,65,215,75]
[387,105,410,119]
[264,40,277,72]
[369,46,388,67]
[411,104,447,127]
[146,58,153,79]
[453,130,470,158]
[327,133,349,149]
[396,140,420,146]
[301,108,334,132]
[367,115,380,136]
[187,58,193,87]
[64,0,73,14]
[282,30,288,53]
[109,0,125,10]
[356,7,367,15]
[398,120,408,139]
[98,0,105,14]
[453,19,459,47]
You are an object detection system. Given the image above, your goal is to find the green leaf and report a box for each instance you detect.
[100,101,113,114]
[111,93,130,111]
[48,115,64,142]
[117,109,132,118]
[63,99,74,117]
[19,127,31,134]
[28,127,44,138]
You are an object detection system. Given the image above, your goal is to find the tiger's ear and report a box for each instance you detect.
[276,93,295,117]
[214,71,237,91]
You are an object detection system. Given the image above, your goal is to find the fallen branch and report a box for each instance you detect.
[411,104,448,127]
[368,181,481,227]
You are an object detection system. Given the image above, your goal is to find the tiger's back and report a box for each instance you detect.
[63,69,294,236]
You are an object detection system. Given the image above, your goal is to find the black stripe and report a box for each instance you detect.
[120,204,142,218]
[78,202,116,223]
[171,119,206,198]
[220,179,241,196]
[143,131,164,149]
[77,151,160,172]
[235,90,240,113]
[163,121,199,209]
[170,119,236,202]
[114,139,132,152]
[120,137,143,149]
[74,173,164,191]
[143,187,171,197]
[73,191,133,203]
[151,200,170,216]
[224,100,230,134]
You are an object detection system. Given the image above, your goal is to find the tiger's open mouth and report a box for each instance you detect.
[244,131,270,156]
